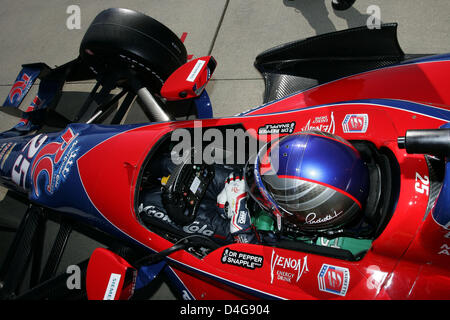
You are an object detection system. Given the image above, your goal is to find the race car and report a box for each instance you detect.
[0,8,449,300]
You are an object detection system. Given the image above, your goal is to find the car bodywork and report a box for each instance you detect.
[0,13,449,300]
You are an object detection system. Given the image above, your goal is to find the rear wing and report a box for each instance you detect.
[0,59,94,138]
[2,64,45,110]
[0,63,60,138]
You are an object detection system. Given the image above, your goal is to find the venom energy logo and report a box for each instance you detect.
[270,250,308,284]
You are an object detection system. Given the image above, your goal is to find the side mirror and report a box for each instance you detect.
[160,56,216,101]
[86,248,137,300]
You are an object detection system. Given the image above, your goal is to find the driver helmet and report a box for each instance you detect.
[245,130,369,232]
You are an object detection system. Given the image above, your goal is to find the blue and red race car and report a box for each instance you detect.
[0,8,449,300]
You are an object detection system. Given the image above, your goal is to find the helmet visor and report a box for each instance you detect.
[244,142,283,216]
[244,159,272,212]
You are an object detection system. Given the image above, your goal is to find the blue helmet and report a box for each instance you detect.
[245,131,369,232]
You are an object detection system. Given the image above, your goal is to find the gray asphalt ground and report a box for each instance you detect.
[0,0,449,300]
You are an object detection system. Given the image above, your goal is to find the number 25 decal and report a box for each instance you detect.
[11,128,77,196]
[12,134,48,189]
[415,172,429,196]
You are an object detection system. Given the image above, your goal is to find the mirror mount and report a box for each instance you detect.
[160,56,216,101]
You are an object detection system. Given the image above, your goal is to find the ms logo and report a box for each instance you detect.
[8,73,31,104]
[31,128,79,197]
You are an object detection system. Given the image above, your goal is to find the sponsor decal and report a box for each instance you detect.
[138,204,215,237]
[103,273,121,300]
[238,210,247,225]
[186,59,206,82]
[139,204,173,224]
[8,73,31,104]
[182,221,214,237]
[301,112,335,134]
[11,128,79,195]
[0,142,17,170]
[342,114,369,133]
[318,264,350,296]
[439,244,450,256]
[31,128,79,197]
[270,250,308,284]
[221,248,263,270]
[414,172,430,196]
[437,221,449,255]
[258,122,296,135]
